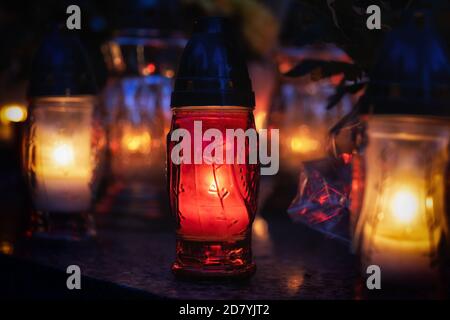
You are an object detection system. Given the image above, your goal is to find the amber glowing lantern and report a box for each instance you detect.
[168,17,259,278]
[0,103,27,144]
[24,29,105,240]
[274,45,353,172]
[262,45,353,221]
[351,11,450,283]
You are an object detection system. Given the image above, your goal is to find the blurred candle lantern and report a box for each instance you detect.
[0,103,27,144]
[24,28,104,240]
[29,97,95,213]
[168,17,259,278]
[0,79,28,146]
[101,30,185,216]
[352,10,450,284]
[274,45,353,172]
[0,104,27,124]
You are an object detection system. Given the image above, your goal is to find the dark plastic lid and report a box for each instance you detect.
[170,17,255,108]
[362,9,450,117]
[28,26,98,98]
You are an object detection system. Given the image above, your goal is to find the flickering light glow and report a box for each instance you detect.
[282,123,328,169]
[0,104,27,123]
[29,99,95,213]
[254,111,267,131]
[389,188,419,224]
[52,143,75,167]
[290,135,319,154]
[122,131,151,153]
[208,179,219,195]
[252,216,269,240]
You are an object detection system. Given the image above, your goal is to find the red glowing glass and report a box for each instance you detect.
[168,107,259,278]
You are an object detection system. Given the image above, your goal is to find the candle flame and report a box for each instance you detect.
[122,132,151,153]
[289,125,320,155]
[1,104,27,123]
[290,136,319,154]
[390,189,419,224]
[52,144,75,167]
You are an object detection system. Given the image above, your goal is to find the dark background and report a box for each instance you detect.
[0,0,421,90]
[0,0,449,300]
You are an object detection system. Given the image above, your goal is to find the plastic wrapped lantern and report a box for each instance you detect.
[168,18,259,278]
[102,30,185,216]
[24,29,105,240]
[352,11,450,283]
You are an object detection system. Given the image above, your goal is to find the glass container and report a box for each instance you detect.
[25,96,104,240]
[168,107,259,278]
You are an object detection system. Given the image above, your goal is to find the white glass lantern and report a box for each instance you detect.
[24,28,104,240]
[353,116,449,281]
[25,96,104,240]
[29,97,96,212]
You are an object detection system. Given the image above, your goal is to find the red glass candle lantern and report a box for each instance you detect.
[168,17,259,278]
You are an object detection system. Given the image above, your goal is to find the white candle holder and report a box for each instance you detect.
[352,116,450,284]
[24,96,104,240]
